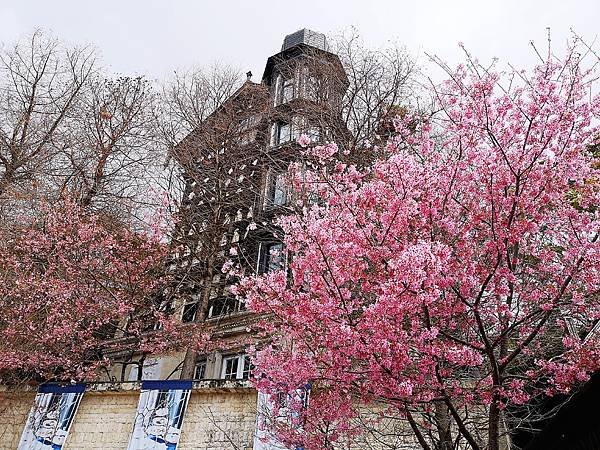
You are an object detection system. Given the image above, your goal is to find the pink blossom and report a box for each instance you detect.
[297,133,311,148]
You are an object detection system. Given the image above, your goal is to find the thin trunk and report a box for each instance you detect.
[488,399,500,450]
[435,401,453,450]
[179,347,197,379]
[405,409,432,450]
[180,262,215,378]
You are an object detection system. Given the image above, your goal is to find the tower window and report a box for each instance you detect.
[257,242,285,274]
[281,78,294,103]
[264,171,289,208]
[275,76,295,105]
[273,122,291,146]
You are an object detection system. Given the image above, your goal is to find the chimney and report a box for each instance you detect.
[246,71,252,81]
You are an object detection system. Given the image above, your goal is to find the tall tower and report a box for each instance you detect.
[261,29,348,153]
[173,29,350,380]
[107,29,350,383]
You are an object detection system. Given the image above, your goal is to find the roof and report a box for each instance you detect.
[281,29,329,52]
[262,28,347,86]
[171,80,268,162]
[261,44,348,87]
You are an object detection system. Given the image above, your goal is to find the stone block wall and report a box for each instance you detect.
[0,391,35,450]
[0,382,258,450]
[0,383,435,450]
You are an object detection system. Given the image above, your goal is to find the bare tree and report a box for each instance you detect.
[0,30,96,224]
[54,75,160,220]
[159,64,242,149]
[0,30,179,233]
[333,29,419,150]
[164,73,270,378]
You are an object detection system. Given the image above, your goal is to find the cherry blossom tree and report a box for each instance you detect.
[0,197,181,383]
[238,44,600,450]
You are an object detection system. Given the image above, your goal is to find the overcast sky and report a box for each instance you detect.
[0,0,598,81]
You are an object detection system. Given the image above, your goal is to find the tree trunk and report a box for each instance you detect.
[180,267,215,379]
[435,401,453,450]
[180,348,197,379]
[488,399,501,450]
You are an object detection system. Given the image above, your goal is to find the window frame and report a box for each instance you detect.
[257,241,285,275]
[220,354,251,380]
[181,298,200,323]
[263,170,289,208]
[277,122,291,145]
[275,75,295,106]
[206,295,245,319]
[281,78,294,104]
[194,358,207,379]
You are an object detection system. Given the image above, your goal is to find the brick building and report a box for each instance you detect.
[103,28,349,385]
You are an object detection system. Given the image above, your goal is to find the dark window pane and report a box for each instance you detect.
[273,174,288,206]
[207,296,242,318]
[194,360,206,379]
[242,356,252,380]
[258,242,285,274]
[267,243,284,272]
[182,301,199,323]
[223,357,238,380]
[282,79,294,103]
[278,123,291,144]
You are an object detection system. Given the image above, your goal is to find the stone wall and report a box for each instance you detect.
[0,381,257,450]
[0,382,442,450]
[0,391,36,450]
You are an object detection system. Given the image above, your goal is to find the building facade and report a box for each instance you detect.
[102,29,348,386]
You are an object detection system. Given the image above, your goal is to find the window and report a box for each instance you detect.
[273,174,288,206]
[306,126,321,143]
[304,74,320,100]
[273,122,291,146]
[257,242,285,274]
[238,130,256,145]
[221,355,252,380]
[194,358,207,379]
[281,78,294,103]
[238,114,258,131]
[275,76,294,105]
[182,299,200,323]
[128,357,162,381]
[207,296,245,318]
[264,171,289,208]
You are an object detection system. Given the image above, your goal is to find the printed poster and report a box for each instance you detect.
[127,380,192,450]
[18,383,85,450]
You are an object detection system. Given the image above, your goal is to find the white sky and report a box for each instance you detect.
[0,0,598,81]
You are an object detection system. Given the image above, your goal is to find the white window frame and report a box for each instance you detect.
[277,122,291,145]
[220,354,251,380]
[281,78,294,104]
[273,74,282,106]
[263,170,289,209]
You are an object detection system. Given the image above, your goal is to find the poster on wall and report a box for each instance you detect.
[127,380,192,450]
[254,385,310,450]
[17,383,85,450]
